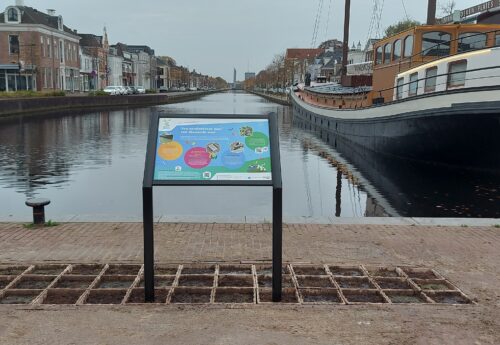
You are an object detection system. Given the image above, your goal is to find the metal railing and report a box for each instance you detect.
[381,64,500,102]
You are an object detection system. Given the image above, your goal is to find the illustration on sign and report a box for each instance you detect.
[154,118,272,181]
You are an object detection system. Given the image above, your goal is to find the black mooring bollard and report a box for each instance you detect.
[25,198,51,225]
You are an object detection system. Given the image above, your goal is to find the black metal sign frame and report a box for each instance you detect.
[142,113,282,302]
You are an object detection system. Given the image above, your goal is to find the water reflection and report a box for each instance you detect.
[0,92,372,221]
[293,115,500,218]
[2,91,496,220]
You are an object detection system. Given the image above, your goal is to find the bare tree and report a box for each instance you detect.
[439,0,456,16]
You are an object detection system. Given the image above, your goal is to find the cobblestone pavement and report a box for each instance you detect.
[0,222,499,345]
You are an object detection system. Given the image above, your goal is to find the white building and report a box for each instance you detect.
[107,47,123,86]
[79,47,93,91]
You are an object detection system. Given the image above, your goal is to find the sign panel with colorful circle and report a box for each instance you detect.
[153,117,272,181]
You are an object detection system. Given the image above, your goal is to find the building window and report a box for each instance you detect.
[424,67,437,92]
[43,68,48,88]
[403,35,413,58]
[458,32,486,52]
[375,47,383,64]
[9,35,19,55]
[448,60,467,88]
[7,8,19,22]
[60,41,64,63]
[396,78,404,100]
[409,72,418,96]
[393,39,401,61]
[422,31,451,56]
[384,43,391,63]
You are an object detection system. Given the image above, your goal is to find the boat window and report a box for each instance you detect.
[424,67,437,93]
[384,44,392,63]
[393,39,402,61]
[421,31,451,56]
[396,77,404,100]
[458,32,486,52]
[375,46,383,64]
[495,32,500,46]
[403,35,413,58]
[409,73,418,96]
[447,60,467,88]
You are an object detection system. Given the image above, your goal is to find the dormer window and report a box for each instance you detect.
[6,7,21,23]
[58,16,63,31]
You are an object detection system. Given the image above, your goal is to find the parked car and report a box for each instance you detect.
[134,86,146,94]
[179,86,186,92]
[118,86,128,95]
[103,86,120,95]
[189,87,197,91]
[124,86,134,95]
[159,86,168,93]
[128,86,138,94]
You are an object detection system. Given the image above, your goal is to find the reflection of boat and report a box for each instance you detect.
[292,1,500,169]
[293,114,500,218]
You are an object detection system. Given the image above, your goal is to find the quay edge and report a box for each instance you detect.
[0,90,225,118]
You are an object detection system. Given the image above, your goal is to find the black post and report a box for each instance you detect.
[272,186,283,302]
[427,0,437,25]
[143,186,154,302]
[335,170,342,217]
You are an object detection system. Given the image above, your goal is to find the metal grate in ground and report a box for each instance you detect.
[0,263,473,305]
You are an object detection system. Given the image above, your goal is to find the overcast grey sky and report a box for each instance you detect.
[19,0,484,81]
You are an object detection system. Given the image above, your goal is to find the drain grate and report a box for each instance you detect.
[0,263,473,305]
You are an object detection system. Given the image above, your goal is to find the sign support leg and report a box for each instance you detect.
[272,186,283,302]
[143,186,155,302]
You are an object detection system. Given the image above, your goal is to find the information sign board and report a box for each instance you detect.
[142,113,282,303]
[154,118,272,181]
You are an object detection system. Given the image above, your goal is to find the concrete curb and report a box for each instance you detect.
[1,215,498,226]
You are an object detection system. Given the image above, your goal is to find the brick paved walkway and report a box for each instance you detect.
[1,222,499,344]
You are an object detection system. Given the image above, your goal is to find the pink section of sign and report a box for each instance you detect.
[184,147,211,169]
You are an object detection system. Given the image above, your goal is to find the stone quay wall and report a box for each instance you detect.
[0,90,220,117]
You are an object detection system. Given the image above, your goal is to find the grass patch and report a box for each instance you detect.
[494,224,500,228]
[23,220,59,229]
[88,90,109,96]
[0,91,65,98]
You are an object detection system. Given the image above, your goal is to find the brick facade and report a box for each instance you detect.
[0,5,80,92]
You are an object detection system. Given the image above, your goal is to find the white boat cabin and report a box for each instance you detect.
[393,47,500,100]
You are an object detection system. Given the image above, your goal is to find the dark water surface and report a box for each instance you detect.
[0,91,498,221]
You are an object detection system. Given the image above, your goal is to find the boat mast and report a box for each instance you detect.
[427,0,437,24]
[341,0,351,81]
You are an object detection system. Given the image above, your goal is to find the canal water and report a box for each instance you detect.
[1,91,499,221]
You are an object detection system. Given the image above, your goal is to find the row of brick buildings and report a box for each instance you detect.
[253,39,377,91]
[0,1,224,92]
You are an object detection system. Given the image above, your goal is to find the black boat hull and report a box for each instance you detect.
[291,95,500,170]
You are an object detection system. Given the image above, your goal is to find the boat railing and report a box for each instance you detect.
[378,64,500,101]
[403,29,500,72]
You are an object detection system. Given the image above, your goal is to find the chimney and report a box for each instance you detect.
[47,9,56,16]
[15,0,25,6]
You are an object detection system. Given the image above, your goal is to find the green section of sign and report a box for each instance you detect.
[245,132,269,150]
[154,157,271,180]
